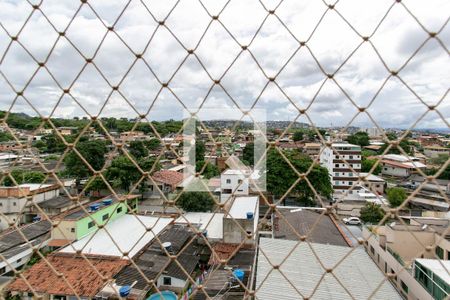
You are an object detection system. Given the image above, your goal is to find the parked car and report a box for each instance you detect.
[343,217,362,225]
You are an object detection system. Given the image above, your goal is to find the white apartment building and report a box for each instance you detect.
[0,184,59,230]
[220,169,250,203]
[320,143,361,193]
[380,154,426,178]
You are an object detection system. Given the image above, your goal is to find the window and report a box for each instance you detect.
[335,164,339,168]
[349,172,353,176]
[401,280,408,293]
[370,245,374,255]
[222,189,232,194]
[88,221,95,229]
[102,213,109,221]
[334,172,339,176]
[435,246,444,259]
[13,202,16,206]
[117,207,123,213]
[0,203,2,206]
[226,179,231,184]
[163,277,172,285]
[349,155,353,159]
[238,179,243,184]
[70,228,75,233]
[17,258,22,263]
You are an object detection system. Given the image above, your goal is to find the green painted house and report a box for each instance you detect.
[50,195,139,244]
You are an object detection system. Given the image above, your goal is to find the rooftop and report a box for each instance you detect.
[226,196,259,219]
[415,259,450,284]
[59,215,172,258]
[274,207,349,247]
[114,225,197,290]
[6,253,128,297]
[152,170,184,186]
[0,220,51,254]
[256,238,402,300]
[175,212,224,240]
[58,194,137,221]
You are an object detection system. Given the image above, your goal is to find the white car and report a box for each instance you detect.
[343,217,362,225]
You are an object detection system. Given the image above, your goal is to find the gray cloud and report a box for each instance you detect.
[0,0,448,129]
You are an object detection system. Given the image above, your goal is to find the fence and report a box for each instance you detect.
[0,0,448,300]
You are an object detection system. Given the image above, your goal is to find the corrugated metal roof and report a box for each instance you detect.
[256,238,402,300]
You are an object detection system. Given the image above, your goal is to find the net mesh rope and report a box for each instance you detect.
[0,0,448,299]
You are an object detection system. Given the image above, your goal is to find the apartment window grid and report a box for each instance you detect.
[0,1,447,300]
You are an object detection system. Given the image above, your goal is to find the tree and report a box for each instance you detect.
[176,192,215,212]
[144,138,161,150]
[64,140,107,180]
[3,169,46,186]
[266,149,332,205]
[196,161,220,179]
[243,143,254,165]
[0,132,13,142]
[106,156,142,191]
[347,132,370,147]
[195,140,205,162]
[378,139,412,155]
[293,131,304,142]
[360,203,385,224]
[128,141,148,159]
[362,158,381,175]
[387,187,407,207]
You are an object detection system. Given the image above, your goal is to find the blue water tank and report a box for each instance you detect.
[203,230,208,238]
[102,199,112,206]
[233,269,244,282]
[119,285,131,297]
[89,203,100,211]
[33,216,41,222]
[246,212,254,220]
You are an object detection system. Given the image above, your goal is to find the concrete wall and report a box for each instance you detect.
[220,173,249,203]
[157,275,187,293]
[51,220,77,241]
[382,165,410,177]
[385,227,436,262]
[363,227,433,300]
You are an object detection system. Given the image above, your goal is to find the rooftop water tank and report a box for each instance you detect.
[102,199,113,206]
[119,285,131,297]
[246,212,254,220]
[233,269,244,282]
[161,242,173,253]
[33,216,41,222]
[89,203,100,211]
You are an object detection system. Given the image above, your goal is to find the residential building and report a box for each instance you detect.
[424,146,449,158]
[255,238,402,300]
[363,217,450,300]
[303,142,321,159]
[57,126,77,136]
[119,130,146,142]
[359,172,386,195]
[220,169,250,203]
[175,212,224,241]
[364,127,384,137]
[150,170,184,195]
[335,186,388,217]
[49,195,139,245]
[320,143,361,192]
[380,154,427,177]
[0,220,51,276]
[58,214,171,258]
[0,184,59,230]
[223,196,259,245]
[414,259,450,300]
[113,225,202,298]
[6,253,128,299]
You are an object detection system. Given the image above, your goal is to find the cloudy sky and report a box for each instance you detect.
[0,0,449,129]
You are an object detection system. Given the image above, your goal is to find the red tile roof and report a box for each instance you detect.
[152,170,184,187]
[208,243,240,265]
[7,254,128,297]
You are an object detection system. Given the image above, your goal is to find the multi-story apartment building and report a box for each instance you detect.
[363,217,450,300]
[320,143,361,193]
